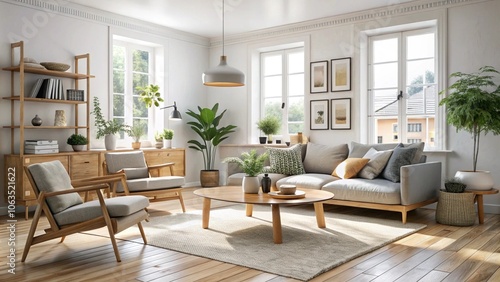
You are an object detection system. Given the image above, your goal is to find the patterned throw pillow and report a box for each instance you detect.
[267,144,305,175]
[332,158,370,179]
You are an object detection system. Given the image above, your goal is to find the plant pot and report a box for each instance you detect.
[436,191,476,226]
[131,142,141,150]
[200,170,219,187]
[104,134,117,150]
[71,145,84,152]
[242,176,260,194]
[163,139,172,149]
[259,137,267,144]
[454,170,494,191]
[155,141,163,149]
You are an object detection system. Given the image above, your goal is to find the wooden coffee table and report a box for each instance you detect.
[193,186,334,244]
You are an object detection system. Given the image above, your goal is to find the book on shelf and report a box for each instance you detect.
[24,144,59,150]
[25,148,59,154]
[25,140,58,145]
[67,89,84,101]
[28,78,44,98]
[34,78,64,100]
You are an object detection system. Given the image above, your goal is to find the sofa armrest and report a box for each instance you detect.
[400,161,441,205]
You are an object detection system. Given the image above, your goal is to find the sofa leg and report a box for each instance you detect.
[401,212,407,224]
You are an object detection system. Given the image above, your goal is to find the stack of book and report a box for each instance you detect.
[67,89,85,101]
[28,78,65,100]
[24,140,59,154]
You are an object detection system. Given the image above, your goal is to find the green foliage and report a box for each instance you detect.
[136,84,164,108]
[439,66,500,171]
[257,116,281,136]
[91,97,128,139]
[66,134,88,145]
[154,131,163,142]
[186,103,237,170]
[126,124,145,142]
[161,129,174,140]
[444,177,467,193]
[223,150,269,177]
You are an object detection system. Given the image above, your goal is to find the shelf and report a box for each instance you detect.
[2,96,86,104]
[1,66,94,79]
[3,125,88,129]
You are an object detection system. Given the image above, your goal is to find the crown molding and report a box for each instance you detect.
[210,0,489,47]
[1,0,210,46]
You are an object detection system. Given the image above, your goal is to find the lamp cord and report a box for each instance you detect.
[222,0,225,56]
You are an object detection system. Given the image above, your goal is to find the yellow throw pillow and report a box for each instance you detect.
[332,158,370,179]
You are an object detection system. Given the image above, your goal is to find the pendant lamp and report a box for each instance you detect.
[202,0,245,87]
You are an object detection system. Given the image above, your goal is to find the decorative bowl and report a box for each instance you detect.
[40,62,70,72]
[279,184,297,195]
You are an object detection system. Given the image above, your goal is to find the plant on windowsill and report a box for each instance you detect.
[439,66,500,190]
[126,123,145,150]
[136,84,164,108]
[223,150,269,194]
[154,131,164,149]
[91,96,127,150]
[160,129,174,148]
[67,133,88,152]
[257,116,280,144]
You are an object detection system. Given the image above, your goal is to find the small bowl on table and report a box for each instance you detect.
[279,184,297,195]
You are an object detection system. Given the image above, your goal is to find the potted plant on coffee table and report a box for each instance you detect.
[186,103,237,187]
[439,66,500,190]
[223,150,268,193]
[67,133,88,152]
[257,116,281,144]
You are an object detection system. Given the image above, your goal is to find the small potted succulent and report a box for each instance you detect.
[67,133,88,152]
[154,131,164,149]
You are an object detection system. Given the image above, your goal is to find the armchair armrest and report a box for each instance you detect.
[147,162,175,176]
[400,161,441,205]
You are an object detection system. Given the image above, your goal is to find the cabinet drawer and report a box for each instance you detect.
[144,149,185,176]
[70,154,99,179]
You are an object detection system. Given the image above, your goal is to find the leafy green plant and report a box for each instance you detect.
[439,66,500,171]
[444,177,467,193]
[257,116,281,142]
[91,97,128,139]
[126,124,145,142]
[161,129,174,140]
[136,84,164,108]
[186,103,237,170]
[154,131,164,142]
[223,150,268,177]
[66,133,88,145]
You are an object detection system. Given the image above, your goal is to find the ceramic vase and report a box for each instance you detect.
[54,110,66,126]
[104,134,117,150]
[71,145,84,152]
[31,114,42,126]
[261,173,271,193]
[242,176,260,194]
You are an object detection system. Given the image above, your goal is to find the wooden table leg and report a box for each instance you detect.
[476,194,485,224]
[271,204,282,244]
[314,202,326,228]
[202,198,211,229]
[246,204,253,217]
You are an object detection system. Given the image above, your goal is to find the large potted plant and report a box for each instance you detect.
[91,97,127,150]
[223,150,268,193]
[186,103,237,187]
[257,116,281,144]
[439,66,500,190]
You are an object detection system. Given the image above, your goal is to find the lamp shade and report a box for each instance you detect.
[170,108,182,120]
[203,56,245,87]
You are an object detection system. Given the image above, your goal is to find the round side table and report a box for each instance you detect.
[464,188,499,224]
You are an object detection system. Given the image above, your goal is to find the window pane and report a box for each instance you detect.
[407,33,434,60]
[133,96,148,118]
[407,59,434,86]
[113,94,124,116]
[288,97,304,122]
[373,38,398,63]
[373,62,398,88]
[113,46,125,69]
[264,55,282,76]
[133,50,149,72]
[114,117,126,139]
[407,85,436,115]
[264,98,282,123]
[263,76,282,98]
[372,89,399,116]
[406,117,434,147]
[113,70,124,94]
[133,73,149,95]
[288,74,304,96]
[288,52,304,73]
[374,117,399,144]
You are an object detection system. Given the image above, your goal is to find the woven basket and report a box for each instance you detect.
[40,62,70,72]
[436,191,476,226]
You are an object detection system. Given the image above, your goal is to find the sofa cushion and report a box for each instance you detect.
[358,148,393,179]
[303,143,348,174]
[117,176,185,193]
[322,178,401,205]
[122,167,149,180]
[332,158,369,179]
[382,144,418,183]
[349,142,398,158]
[276,173,339,190]
[266,144,305,175]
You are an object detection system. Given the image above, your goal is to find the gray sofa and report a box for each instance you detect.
[224,142,441,223]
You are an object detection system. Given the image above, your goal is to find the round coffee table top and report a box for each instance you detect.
[194,186,334,205]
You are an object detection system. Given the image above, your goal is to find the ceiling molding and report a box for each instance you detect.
[1,0,210,46]
[210,0,488,47]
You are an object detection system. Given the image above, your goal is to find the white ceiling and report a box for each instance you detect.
[66,0,418,38]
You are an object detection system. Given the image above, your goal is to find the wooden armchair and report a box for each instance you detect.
[23,160,149,262]
[103,151,186,212]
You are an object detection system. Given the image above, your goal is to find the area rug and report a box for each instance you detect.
[137,205,426,281]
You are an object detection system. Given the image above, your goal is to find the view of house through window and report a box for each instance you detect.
[113,39,154,140]
[261,47,305,136]
[368,28,437,147]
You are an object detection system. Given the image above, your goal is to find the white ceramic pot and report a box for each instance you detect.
[242,176,260,194]
[454,170,494,191]
[104,134,117,150]
[163,139,172,148]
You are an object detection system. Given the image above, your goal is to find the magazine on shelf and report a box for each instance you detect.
[24,144,59,150]
[25,148,59,154]
[25,140,58,145]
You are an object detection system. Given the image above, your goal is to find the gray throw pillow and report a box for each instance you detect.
[303,142,348,174]
[122,167,149,179]
[266,144,305,175]
[382,144,418,182]
[358,148,393,179]
[404,142,425,164]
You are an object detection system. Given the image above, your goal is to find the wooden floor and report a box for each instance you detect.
[1,187,499,282]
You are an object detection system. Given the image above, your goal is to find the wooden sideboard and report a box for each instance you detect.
[4,148,186,219]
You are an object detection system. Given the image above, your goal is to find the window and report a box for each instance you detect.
[368,28,437,148]
[112,40,155,141]
[260,48,304,136]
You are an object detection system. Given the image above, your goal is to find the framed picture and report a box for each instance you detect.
[331,98,351,130]
[310,100,329,130]
[331,57,351,92]
[310,61,328,93]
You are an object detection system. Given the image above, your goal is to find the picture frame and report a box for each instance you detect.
[310,100,329,130]
[310,61,328,93]
[331,57,351,92]
[331,98,351,130]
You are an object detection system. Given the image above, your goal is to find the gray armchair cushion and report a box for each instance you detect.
[303,142,348,174]
[118,176,185,193]
[105,151,148,173]
[27,161,83,213]
[122,167,149,180]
